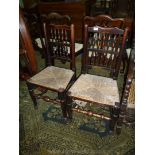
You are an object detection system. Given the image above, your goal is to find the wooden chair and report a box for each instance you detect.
[66,25,129,134]
[26,22,76,121]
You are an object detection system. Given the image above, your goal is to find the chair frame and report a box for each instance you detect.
[66,24,129,134]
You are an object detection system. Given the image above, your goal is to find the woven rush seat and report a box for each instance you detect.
[69,74,120,106]
[28,66,74,91]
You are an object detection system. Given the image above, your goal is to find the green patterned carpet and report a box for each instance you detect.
[19,52,135,155]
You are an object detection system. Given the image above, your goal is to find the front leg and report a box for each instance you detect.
[58,88,67,120]
[26,81,38,109]
[66,91,73,121]
[109,102,120,133]
[116,103,127,135]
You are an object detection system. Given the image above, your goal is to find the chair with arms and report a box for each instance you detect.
[66,24,128,134]
[26,22,76,120]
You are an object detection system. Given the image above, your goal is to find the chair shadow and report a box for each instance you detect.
[42,105,66,125]
[79,119,112,138]
[42,105,112,137]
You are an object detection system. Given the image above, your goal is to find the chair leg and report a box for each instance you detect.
[58,88,67,119]
[26,82,38,109]
[66,91,73,121]
[116,108,125,135]
[109,104,120,133]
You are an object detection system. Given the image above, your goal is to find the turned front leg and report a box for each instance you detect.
[109,103,120,133]
[26,81,38,109]
[58,88,67,119]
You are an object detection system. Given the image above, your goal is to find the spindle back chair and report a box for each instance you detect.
[66,25,128,134]
[26,22,76,121]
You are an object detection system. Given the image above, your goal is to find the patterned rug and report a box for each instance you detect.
[19,52,135,155]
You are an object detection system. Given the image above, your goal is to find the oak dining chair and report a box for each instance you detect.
[26,21,77,121]
[66,24,129,134]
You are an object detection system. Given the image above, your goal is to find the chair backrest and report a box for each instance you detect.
[84,15,124,29]
[41,12,71,25]
[43,22,76,72]
[83,25,128,79]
